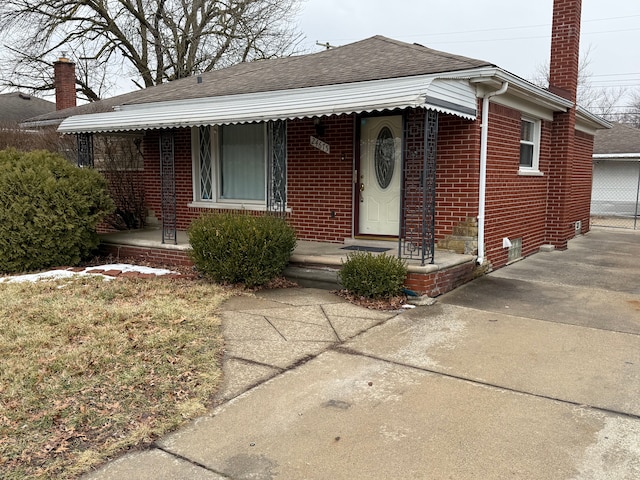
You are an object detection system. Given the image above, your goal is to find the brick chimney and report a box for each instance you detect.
[548,0,581,101]
[53,57,77,110]
[546,0,582,250]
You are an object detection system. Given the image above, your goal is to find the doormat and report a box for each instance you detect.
[341,246,391,253]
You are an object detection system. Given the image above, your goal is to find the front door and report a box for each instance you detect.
[358,115,402,236]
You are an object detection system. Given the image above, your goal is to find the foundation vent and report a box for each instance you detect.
[507,237,523,264]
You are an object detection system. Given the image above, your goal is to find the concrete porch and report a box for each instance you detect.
[98,228,479,297]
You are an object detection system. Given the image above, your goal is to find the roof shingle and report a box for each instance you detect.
[594,122,640,155]
[0,92,55,123]
[26,36,492,124]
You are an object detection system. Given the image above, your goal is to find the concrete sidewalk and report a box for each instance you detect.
[84,228,640,479]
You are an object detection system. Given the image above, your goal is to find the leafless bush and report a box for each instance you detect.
[0,122,75,160]
[97,135,146,231]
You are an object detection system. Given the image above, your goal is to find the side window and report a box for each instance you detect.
[519,118,540,172]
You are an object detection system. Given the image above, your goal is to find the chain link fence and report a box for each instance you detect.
[591,160,640,229]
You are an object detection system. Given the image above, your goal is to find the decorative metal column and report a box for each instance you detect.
[267,120,287,216]
[76,133,94,168]
[159,131,177,244]
[399,109,438,265]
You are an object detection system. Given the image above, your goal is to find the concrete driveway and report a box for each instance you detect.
[86,228,640,480]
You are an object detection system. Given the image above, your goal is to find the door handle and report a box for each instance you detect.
[360,183,365,192]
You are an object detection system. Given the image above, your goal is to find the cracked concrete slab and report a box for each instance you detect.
[224,339,332,370]
[220,311,286,341]
[80,448,225,479]
[82,229,640,479]
[213,357,282,404]
[346,303,640,417]
[441,276,640,335]
[158,351,638,479]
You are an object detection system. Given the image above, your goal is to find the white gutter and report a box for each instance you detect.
[477,81,508,265]
[446,67,573,112]
[594,153,640,158]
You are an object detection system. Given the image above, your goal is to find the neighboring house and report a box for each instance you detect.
[0,92,58,151]
[0,92,55,124]
[24,0,609,296]
[591,122,640,220]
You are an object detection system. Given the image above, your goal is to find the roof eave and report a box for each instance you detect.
[58,74,479,134]
[456,67,574,111]
[20,118,64,129]
[575,105,611,132]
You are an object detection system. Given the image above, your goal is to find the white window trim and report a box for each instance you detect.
[519,116,542,175]
[190,125,269,210]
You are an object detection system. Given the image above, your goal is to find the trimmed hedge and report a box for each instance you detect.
[338,252,407,299]
[0,149,114,273]
[188,213,296,288]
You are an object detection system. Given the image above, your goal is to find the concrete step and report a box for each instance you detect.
[284,265,340,290]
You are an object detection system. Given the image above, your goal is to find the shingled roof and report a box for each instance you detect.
[0,92,55,123]
[26,36,493,125]
[594,122,640,155]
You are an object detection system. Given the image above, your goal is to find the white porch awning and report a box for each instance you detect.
[58,75,478,134]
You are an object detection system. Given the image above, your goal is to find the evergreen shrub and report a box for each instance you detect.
[188,213,296,288]
[0,149,114,273]
[338,252,407,299]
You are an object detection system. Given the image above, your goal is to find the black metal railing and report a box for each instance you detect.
[399,109,438,265]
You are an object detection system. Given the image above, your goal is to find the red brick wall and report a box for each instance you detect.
[482,103,553,268]
[572,130,595,234]
[287,116,355,242]
[143,130,162,224]
[143,128,198,230]
[135,107,593,271]
[406,260,478,297]
[141,119,355,241]
[434,112,481,241]
[547,109,576,249]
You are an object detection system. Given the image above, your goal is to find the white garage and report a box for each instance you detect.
[591,123,640,228]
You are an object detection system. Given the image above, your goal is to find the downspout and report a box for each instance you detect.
[477,81,508,265]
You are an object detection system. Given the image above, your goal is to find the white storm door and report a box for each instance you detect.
[358,115,402,236]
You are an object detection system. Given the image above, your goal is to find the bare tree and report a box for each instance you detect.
[0,0,303,101]
[0,122,76,158]
[614,90,640,128]
[530,44,639,122]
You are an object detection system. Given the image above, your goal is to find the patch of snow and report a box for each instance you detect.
[0,264,176,284]
[84,264,175,275]
[0,269,82,284]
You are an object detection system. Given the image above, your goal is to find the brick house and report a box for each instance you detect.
[28,0,609,296]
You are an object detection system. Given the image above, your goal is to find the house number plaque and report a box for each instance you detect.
[310,136,330,154]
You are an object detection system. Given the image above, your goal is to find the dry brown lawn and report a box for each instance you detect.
[0,275,229,479]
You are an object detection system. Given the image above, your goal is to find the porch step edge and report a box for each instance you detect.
[284,265,340,291]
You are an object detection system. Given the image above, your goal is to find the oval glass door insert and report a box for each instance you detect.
[375,126,395,189]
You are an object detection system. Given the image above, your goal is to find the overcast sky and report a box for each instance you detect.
[297,0,639,96]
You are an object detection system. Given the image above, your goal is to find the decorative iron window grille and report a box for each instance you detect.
[199,126,213,200]
[267,120,287,215]
[159,131,177,244]
[399,109,438,265]
[77,133,94,168]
